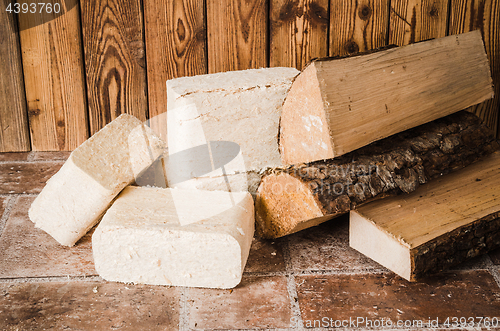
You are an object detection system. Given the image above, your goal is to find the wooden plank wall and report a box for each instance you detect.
[144,0,207,141]
[0,0,30,152]
[18,0,88,151]
[449,0,500,138]
[0,0,499,152]
[80,0,148,135]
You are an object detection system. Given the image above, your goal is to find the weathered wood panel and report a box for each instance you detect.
[270,0,329,70]
[389,0,449,46]
[206,0,267,73]
[18,0,88,151]
[80,0,147,135]
[329,0,390,56]
[0,0,30,152]
[449,0,500,138]
[144,0,207,140]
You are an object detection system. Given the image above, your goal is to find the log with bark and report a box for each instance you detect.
[279,30,493,165]
[350,151,500,281]
[255,111,499,239]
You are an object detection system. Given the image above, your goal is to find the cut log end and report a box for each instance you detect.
[255,173,326,238]
[279,63,333,165]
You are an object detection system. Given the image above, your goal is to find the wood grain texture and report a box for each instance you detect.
[18,0,88,151]
[270,0,329,70]
[389,0,449,46]
[449,0,500,138]
[206,0,267,73]
[279,31,494,164]
[351,151,500,281]
[143,0,207,140]
[80,0,147,135]
[257,111,500,239]
[0,1,30,152]
[329,0,390,57]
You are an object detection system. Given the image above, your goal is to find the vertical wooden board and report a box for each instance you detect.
[389,0,449,46]
[329,0,390,57]
[80,0,148,135]
[206,0,267,73]
[449,0,499,137]
[143,0,207,141]
[270,0,329,70]
[0,0,30,152]
[17,0,88,151]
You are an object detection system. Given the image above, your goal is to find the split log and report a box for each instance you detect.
[255,111,499,239]
[350,151,500,281]
[279,30,494,165]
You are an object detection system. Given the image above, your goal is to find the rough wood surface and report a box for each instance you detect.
[144,0,207,140]
[80,0,147,135]
[412,212,500,280]
[206,0,267,73]
[256,111,500,239]
[449,0,500,138]
[389,0,449,46]
[279,31,493,165]
[0,2,30,152]
[18,0,88,151]
[351,151,500,281]
[329,0,390,56]
[270,0,329,70]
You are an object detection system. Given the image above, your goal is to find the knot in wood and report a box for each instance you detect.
[358,5,372,20]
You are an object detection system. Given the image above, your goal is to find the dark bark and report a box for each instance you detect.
[411,211,500,280]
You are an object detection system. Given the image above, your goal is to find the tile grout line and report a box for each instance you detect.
[0,275,103,283]
[179,286,190,331]
[290,268,389,277]
[0,196,17,237]
[0,193,38,198]
[0,160,66,165]
[27,151,35,161]
[492,268,500,289]
[483,254,500,288]
[283,236,304,331]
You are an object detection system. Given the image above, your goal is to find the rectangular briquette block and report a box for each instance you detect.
[92,186,255,289]
[28,114,165,247]
[164,67,299,192]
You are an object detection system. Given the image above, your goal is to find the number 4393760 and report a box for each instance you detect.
[6,2,61,14]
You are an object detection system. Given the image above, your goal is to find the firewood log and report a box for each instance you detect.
[256,111,499,239]
[280,31,493,165]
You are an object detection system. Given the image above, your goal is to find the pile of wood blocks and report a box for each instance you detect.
[29,31,500,288]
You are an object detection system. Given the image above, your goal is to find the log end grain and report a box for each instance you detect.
[255,172,328,238]
[279,63,333,165]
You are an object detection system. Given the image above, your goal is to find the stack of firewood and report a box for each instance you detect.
[29,30,500,288]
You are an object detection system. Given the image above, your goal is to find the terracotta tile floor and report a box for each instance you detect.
[1,152,500,330]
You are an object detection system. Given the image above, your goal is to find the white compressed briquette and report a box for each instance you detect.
[164,67,299,191]
[92,186,255,289]
[28,114,165,247]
